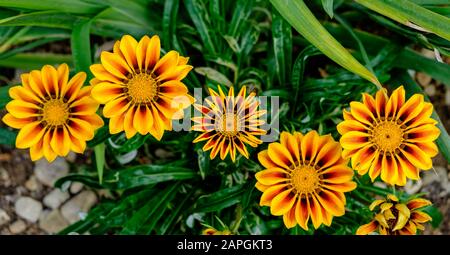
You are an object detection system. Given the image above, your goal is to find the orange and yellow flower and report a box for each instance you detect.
[337,86,440,186]
[2,64,103,162]
[255,131,356,230]
[356,194,432,235]
[192,86,266,162]
[90,34,193,140]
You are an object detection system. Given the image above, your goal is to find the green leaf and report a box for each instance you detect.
[272,8,292,86]
[94,143,105,184]
[184,0,216,54]
[158,190,195,234]
[58,202,116,235]
[99,0,155,29]
[195,67,233,87]
[195,183,249,213]
[0,84,13,108]
[291,45,322,114]
[197,148,210,179]
[0,128,16,146]
[355,0,450,41]
[0,53,73,70]
[270,0,381,86]
[120,183,180,234]
[71,19,92,78]
[395,48,450,87]
[102,165,197,190]
[110,134,149,154]
[423,205,443,228]
[0,11,85,29]
[0,0,105,14]
[228,0,254,37]
[54,174,104,190]
[321,0,334,18]
[87,126,110,148]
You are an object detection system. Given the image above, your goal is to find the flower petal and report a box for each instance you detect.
[283,206,297,229]
[50,127,71,156]
[307,195,323,229]
[400,144,432,170]
[267,142,294,169]
[2,114,34,129]
[295,198,310,230]
[270,189,296,216]
[91,82,125,104]
[260,183,288,206]
[145,35,161,71]
[407,198,431,210]
[255,168,289,186]
[15,122,46,149]
[356,221,378,235]
[119,35,139,70]
[101,51,133,80]
[103,96,130,118]
[316,189,345,216]
[90,64,122,83]
[350,101,375,125]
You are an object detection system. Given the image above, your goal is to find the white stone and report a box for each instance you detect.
[69,182,84,194]
[0,208,11,226]
[24,175,41,192]
[43,189,70,209]
[61,190,97,224]
[34,157,69,187]
[39,209,69,234]
[0,167,10,187]
[424,85,436,97]
[9,220,27,234]
[14,196,43,223]
[416,72,432,86]
[66,152,77,163]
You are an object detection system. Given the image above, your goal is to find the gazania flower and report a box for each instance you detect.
[2,64,103,162]
[337,86,440,186]
[202,227,232,235]
[255,131,356,230]
[356,194,432,235]
[192,85,266,162]
[90,34,194,140]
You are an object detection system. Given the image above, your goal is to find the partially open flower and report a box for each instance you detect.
[356,194,432,235]
[202,227,232,235]
[255,131,356,230]
[2,64,103,162]
[90,34,194,140]
[337,86,440,186]
[192,86,266,162]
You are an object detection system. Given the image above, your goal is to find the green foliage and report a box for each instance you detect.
[0,0,448,235]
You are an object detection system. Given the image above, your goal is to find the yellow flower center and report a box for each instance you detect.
[290,165,320,194]
[216,112,240,137]
[371,121,404,153]
[42,99,69,126]
[125,73,158,103]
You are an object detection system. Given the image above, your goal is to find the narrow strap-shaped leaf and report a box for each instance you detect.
[355,0,450,41]
[94,143,105,184]
[71,19,92,78]
[270,0,381,87]
[184,0,217,54]
[321,0,335,18]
